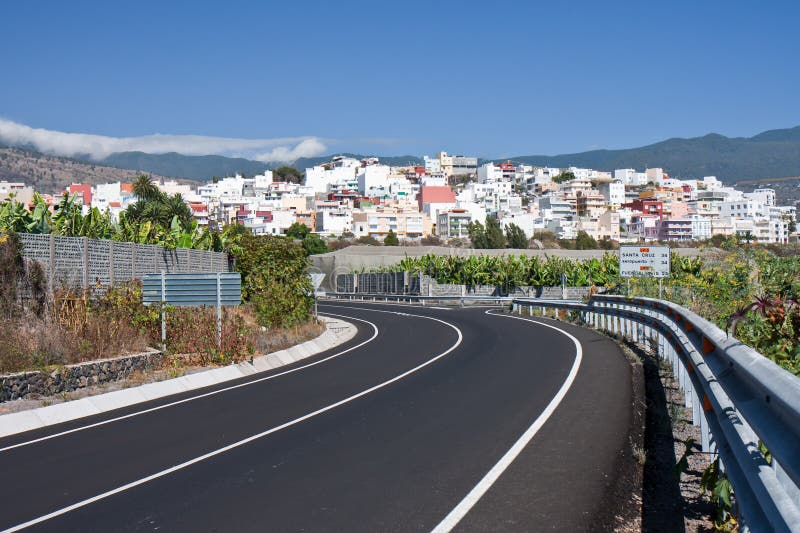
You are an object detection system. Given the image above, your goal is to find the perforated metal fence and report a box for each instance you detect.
[17,233,230,290]
[335,272,419,294]
[333,272,594,300]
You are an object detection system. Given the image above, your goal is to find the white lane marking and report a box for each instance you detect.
[3,310,463,533]
[0,313,377,453]
[431,310,583,533]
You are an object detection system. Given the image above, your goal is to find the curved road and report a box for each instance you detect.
[0,301,633,532]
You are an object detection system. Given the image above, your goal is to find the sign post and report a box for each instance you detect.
[619,246,671,297]
[143,272,242,352]
[160,271,166,350]
[309,273,326,319]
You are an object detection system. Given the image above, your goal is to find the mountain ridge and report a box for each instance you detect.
[3,126,800,184]
[500,126,800,180]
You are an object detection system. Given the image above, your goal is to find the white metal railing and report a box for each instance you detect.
[511,294,800,533]
[324,292,800,532]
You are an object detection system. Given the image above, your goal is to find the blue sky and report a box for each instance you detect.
[1,0,798,161]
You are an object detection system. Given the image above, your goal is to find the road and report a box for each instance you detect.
[0,301,634,532]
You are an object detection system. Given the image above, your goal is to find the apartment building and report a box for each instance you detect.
[437,209,473,239]
[352,208,431,239]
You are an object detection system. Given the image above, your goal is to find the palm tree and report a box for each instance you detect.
[132,174,161,202]
[162,193,193,228]
[740,230,755,245]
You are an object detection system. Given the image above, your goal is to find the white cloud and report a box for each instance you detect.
[0,118,327,162]
[252,138,328,162]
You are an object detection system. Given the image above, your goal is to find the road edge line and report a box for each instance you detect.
[431,310,583,533]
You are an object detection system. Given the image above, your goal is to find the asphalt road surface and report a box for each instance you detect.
[0,301,634,532]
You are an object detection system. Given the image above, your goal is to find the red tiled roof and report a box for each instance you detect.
[418,186,456,205]
[68,184,92,204]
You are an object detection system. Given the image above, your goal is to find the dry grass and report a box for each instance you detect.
[0,304,152,374]
[252,320,325,355]
[1,232,323,374]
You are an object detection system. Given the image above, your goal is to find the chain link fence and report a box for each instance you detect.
[17,233,230,291]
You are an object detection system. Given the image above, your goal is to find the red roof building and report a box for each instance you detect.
[624,199,664,219]
[67,184,92,206]
[417,186,456,211]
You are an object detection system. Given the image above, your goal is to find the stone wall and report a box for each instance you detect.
[0,350,164,402]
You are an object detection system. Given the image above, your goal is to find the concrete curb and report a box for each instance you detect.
[0,316,357,440]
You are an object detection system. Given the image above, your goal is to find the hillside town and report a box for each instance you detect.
[1,150,797,245]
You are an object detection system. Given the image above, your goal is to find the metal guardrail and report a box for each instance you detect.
[323,292,514,306]
[324,291,800,532]
[511,295,800,533]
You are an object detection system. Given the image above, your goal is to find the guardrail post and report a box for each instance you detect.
[700,411,710,453]
[684,371,694,409]
[691,389,701,426]
[678,358,686,394]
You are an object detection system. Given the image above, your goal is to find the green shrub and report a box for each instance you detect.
[234,234,312,327]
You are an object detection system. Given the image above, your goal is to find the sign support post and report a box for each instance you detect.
[216,272,222,351]
[142,272,242,354]
[160,270,166,351]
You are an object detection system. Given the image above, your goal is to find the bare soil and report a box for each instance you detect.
[638,342,715,533]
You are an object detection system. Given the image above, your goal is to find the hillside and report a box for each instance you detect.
[92,128,800,183]
[505,126,800,181]
[96,153,421,181]
[0,146,178,194]
[100,152,271,181]
[4,126,800,185]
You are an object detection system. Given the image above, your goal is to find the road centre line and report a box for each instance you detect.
[431,310,583,533]
[2,309,463,533]
[0,312,378,453]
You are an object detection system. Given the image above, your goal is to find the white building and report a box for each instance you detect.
[719,199,764,220]
[423,155,441,174]
[746,188,776,207]
[477,163,516,184]
[245,209,296,235]
[598,180,626,208]
[424,152,477,178]
[614,169,648,186]
[304,156,361,194]
[357,164,391,196]
[501,212,536,239]
[316,209,353,235]
[646,168,665,184]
